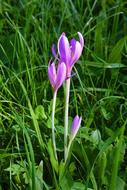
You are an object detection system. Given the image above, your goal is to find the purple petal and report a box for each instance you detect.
[52,44,59,59]
[77,32,84,48]
[70,41,82,66]
[70,38,76,54]
[48,61,56,89]
[55,62,66,90]
[58,33,71,64]
[69,32,84,67]
[71,115,82,139]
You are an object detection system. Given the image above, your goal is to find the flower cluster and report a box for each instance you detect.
[48,32,84,161]
[48,32,84,90]
[51,32,84,78]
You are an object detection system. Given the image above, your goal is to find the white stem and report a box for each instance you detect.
[64,78,71,161]
[52,90,58,160]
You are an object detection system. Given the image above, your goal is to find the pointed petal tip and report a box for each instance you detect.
[52,44,56,55]
[71,115,82,139]
[77,32,84,48]
[52,44,59,60]
[62,32,65,36]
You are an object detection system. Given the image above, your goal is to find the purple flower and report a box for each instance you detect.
[71,115,82,140]
[48,61,66,92]
[52,32,84,78]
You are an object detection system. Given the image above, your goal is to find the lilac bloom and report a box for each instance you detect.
[71,115,82,140]
[52,32,84,78]
[48,61,66,92]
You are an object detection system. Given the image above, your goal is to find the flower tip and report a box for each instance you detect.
[52,44,58,59]
[77,32,84,48]
[71,115,82,140]
[62,32,65,36]
[52,43,55,53]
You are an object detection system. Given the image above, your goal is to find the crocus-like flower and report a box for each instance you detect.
[70,115,82,140]
[48,61,66,92]
[52,32,84,78]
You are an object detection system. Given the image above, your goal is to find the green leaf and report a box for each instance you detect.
[100,106,112,120]
[35,161,44,190]
[90,129,101,145]
[71,182,93,190]
[94,11,106,58]
[69,162,76,176]
[47,139,58,173]
[108,36,127,63]
[5,163,25,175]
[97,152,107,186]
[12,124,21,132]
[116,177,125,190]
[59,161,73,190]
[85,61,126,68]
[35,105,47,120]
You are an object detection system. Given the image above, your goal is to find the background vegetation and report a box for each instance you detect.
[0,0,127,189]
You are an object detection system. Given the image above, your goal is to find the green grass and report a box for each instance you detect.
[0,0,127,189]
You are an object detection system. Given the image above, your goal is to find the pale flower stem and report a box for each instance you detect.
[52,90,58,160]
[64,78,71,161]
